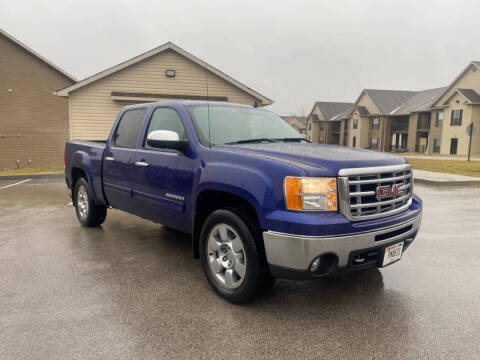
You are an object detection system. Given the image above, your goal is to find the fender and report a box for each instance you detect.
[193,161,276,228]
[69,151,103,204]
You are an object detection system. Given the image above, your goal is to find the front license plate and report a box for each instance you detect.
[382,242,404,266]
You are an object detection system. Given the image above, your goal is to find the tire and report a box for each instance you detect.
[74,177,107,227]
[199,208,271,303]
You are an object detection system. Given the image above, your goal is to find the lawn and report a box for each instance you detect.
[408,158,480,177]
[0,165,64,176]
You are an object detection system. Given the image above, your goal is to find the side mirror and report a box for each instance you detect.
[146,130,188,151]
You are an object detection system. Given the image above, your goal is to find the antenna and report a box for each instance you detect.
[204,62,211,148]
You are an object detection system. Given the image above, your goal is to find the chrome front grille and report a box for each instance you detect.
[338,164,413,221]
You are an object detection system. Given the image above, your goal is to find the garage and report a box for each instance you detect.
[55,42,273,140]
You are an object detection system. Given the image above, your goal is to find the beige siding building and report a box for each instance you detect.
[281,116,306,135]
[55,42,272,140]
[0,28,75,169]
[310,61,480,156]
[306,102,352,144]
[430,62,480,155]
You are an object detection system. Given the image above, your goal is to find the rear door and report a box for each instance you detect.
[132,106,194,230]
[103,108,147,213]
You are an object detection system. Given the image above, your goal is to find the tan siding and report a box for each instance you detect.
[470,105,480,156]
[440,93,473,155]
[434,65,480,106]
[0,35,73,169]
[69,49,260,140]
[357,92,381,115]
[427,110,443,154]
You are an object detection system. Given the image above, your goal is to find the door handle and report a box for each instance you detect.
[134,161,149,167]
[104,156,115,161]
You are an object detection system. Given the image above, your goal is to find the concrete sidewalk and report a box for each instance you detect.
[413,169,480,187]
[405,154,480,161]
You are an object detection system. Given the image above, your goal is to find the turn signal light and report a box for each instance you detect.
[284,177,337,211]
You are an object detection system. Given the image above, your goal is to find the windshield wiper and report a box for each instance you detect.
[225,138,277,145]
[273,137,309,143]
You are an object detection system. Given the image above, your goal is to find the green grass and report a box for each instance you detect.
[408,159,480,177]
[0,165,64,176]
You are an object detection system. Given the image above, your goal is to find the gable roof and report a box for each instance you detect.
[55,42,272,105]
[390,87,447,115]
[281,116,307,125]
[0,27,76,81]
[431,61,480,107]
[456,88,480,103]
[314,102,353,121]
[441,88,480,105]
[356,105,370,116]
[331,105,354,121]
[363,89,416,114]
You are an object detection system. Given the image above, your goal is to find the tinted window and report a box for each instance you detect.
[114,109,147,148]
[144,108,186,149]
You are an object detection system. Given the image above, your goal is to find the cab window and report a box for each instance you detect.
[144,108,187,149]
[114,109,147,148]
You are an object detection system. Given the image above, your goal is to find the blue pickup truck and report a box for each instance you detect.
[65,101,422,303]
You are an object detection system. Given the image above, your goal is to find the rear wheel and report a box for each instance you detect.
[74,178,107,227]
[199,209,272,303]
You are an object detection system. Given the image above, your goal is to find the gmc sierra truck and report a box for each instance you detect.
[65,101,422,303]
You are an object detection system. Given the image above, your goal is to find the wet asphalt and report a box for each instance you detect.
[0,178,479,360]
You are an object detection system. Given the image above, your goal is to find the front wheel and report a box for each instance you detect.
[199,209,268,303]
[74,178,107,227]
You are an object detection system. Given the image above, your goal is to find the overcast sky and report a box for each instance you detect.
[2,0,480,115]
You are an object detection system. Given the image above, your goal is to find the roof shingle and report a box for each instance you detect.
[315,102,354,121]
[457,88,480,103]
[390,87,447,115]
[364,89,416,114]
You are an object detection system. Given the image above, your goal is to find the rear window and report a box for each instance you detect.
[113,109,147,148]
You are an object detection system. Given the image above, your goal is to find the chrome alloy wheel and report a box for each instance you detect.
[206,223,247,290]
[77,184,89,220]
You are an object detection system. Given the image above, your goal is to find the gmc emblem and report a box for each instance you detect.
[376,183,404,200]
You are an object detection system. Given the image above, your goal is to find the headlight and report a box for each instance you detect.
[284,177,337,211]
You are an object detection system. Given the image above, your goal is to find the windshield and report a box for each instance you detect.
[188,105,306,146]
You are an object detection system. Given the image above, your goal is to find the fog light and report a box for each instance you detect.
[310,257,321,272]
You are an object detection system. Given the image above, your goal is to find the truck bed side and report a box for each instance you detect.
[65,140,107,205]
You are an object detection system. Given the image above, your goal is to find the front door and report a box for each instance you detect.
[450,138,458,155]
[132,107,194,230]
[103,108,147,212]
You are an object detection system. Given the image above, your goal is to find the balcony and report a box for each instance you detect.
[391,123,409,132]
[417,113,431,131]
[331,124,341,134]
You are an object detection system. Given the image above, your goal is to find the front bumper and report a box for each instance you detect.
[263,211,422,280]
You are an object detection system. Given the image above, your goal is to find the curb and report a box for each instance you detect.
[0,173,64,181]
[414,178,480,187]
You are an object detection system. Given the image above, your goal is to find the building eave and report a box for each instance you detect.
[54,42,272,105]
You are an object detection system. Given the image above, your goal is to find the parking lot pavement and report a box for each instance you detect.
[1,179,479,360]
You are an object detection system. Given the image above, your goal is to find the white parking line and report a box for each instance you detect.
[0,179,31,190]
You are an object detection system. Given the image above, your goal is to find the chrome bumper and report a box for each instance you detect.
[263,213,422,271]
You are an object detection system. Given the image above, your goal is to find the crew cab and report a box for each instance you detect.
[64,101,422,303]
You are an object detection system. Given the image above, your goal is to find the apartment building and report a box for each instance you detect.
[306,61,480,156]
[306,102,352,144]
[281,116,307,135]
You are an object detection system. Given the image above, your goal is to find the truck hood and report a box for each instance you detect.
[218,142,407,175]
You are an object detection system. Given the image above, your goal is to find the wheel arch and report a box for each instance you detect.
[192,189,263,259]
